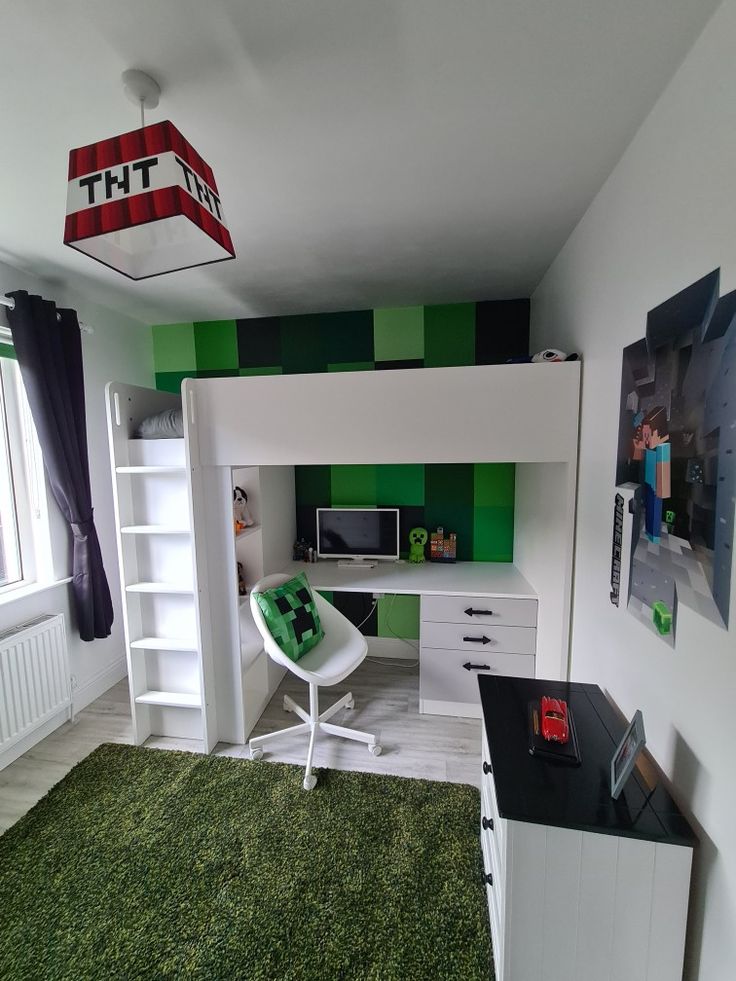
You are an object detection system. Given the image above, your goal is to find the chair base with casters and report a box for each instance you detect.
[249,573,382,791]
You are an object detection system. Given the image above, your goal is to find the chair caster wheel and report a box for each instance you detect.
[283,696,292,713]
[250,746,264,761]
[346,697,355,710]
[303,774,317,790]
[368,743,382,757]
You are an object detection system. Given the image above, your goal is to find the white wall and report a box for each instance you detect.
[531,3,736,978]
[0,259,153,709]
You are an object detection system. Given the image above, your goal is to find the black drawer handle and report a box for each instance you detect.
[463,661,490,671]
[465,607,494,617]
[483,761,492,775]
[483,871,493,887]
[482,816,494,832]
[463,635,491,645]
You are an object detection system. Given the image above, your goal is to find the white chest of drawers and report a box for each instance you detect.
[419,592,537,718]
[479,675,696,981]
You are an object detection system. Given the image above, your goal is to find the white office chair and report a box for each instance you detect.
[249,573,382,790]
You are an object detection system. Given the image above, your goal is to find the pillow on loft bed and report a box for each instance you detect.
[135,408,184,439]
[254,573,324,662]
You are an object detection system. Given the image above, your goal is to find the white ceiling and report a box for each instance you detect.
[0,0,720,324]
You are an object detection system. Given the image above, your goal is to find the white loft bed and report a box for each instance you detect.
[107,362,580,751]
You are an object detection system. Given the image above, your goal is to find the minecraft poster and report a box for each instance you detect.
[614,269,736,645]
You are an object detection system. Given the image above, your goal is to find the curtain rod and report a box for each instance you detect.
[0,295,94,334]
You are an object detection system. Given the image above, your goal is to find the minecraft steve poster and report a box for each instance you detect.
[614,269,735,645]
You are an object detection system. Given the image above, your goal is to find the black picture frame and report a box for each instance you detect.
[610,709,646,800]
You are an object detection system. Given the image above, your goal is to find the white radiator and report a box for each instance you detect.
[0,614,71,770]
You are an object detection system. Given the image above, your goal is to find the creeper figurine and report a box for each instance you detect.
[408,527,428,563]
[632,406,671,544]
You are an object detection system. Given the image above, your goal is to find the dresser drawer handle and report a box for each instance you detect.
[483,871,493,887]
[482,816,494,832]
[465,607,494,617]
[463,635,491,645]
[463,661,490,671]
[483,761,492,775]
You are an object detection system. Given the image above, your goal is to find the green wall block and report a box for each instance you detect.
[327,361,374,372]
[425,463,474,505]
[331,465,377,506]
[0,343,16,361]
[194,320,238,371]
[320,310,374,364]
[424,303,475,367]
[373,307,424,362]
[153,323,196,372]
[378,594,420,640]
[376,465,425,506]
[280,315,327,374]
[238,366,283,376]
[474,463,515,507]
[473,506,514,561]
[295,466,331,506]
[155,371,197,394]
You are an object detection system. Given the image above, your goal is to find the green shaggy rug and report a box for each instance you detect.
[0,744,492,980]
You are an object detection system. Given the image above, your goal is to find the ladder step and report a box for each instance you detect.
[135,690,201,709]
[116,466,186,474]
[130,637,198,651]
[126,582,194,595]
[121,525,190,535]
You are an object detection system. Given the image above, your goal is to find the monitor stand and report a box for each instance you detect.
[337,558,378,569]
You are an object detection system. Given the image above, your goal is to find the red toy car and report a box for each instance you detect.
[541,696,569,743]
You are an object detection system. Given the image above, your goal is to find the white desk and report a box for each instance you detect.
[279,560,536,598]
[281,560,538,718]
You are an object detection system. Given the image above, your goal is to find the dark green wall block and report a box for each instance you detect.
[295,466,331,506]
[237,318,281,369]
[194,320,238,371]
[424,303,475,367]
[154,370,196,394]
[376,465,425,506]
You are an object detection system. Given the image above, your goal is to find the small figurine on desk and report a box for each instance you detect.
[430,527,457,563]
[292,538,311,562]
[408,527,428,563]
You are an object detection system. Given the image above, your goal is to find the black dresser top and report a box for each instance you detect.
[478,675,696,846]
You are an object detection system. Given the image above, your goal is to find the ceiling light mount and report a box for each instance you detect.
[121,69,161,111]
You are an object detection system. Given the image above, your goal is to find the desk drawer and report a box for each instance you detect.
[421,621,536,656]
[420,648,534,704]
[422,594,537,627]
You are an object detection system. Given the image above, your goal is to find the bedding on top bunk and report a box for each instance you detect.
[135,408,184,439]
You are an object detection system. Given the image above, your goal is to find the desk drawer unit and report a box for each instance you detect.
[422,594,537,627]
[419,593,537,717]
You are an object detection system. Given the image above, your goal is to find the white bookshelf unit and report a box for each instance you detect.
[105,383,217,752]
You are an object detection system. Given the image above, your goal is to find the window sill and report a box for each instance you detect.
[0,577,73,608]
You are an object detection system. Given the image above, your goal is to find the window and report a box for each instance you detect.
[0,356,49,593]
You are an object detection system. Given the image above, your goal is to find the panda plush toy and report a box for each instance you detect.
[532,349,580,363]
[233,487,255,531]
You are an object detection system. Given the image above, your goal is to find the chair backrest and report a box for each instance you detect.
[250,573,299,666]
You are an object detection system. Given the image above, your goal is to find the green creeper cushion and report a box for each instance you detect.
[255,573,324,662]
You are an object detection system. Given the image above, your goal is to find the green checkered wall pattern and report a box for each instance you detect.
[153,301,528,641]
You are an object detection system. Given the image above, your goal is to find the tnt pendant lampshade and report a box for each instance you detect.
[64,119,235,280]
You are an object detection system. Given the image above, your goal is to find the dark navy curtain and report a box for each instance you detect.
[7,290,113,641]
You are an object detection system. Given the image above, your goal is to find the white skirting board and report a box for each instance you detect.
[72,657,128,713]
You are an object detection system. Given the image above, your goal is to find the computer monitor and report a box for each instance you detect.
[316,508,400,563]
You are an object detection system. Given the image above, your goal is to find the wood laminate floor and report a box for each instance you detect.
[0,660,481,835]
